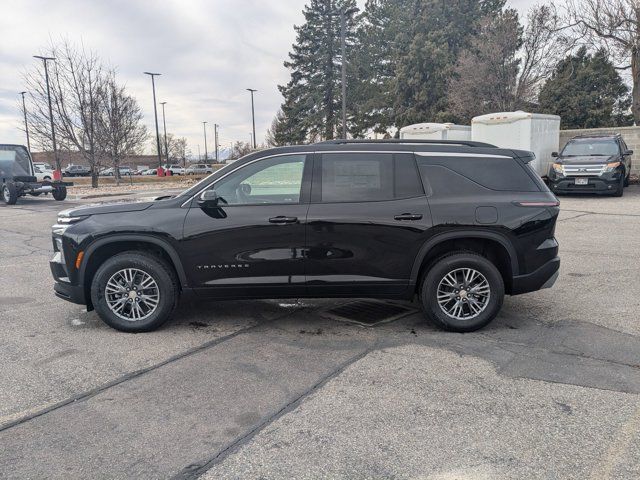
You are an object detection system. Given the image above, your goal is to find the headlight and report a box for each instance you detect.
[552,163,564,175]
[603,162,621,172]
[52,215,87,235]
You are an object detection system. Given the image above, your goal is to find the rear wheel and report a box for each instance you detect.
[420,252,504,332]
[2,182,18,205]
[52,186,67,201]
[91,252,179,332]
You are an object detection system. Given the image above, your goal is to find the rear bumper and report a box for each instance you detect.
[548,177,619,194]
[511,257,560,295]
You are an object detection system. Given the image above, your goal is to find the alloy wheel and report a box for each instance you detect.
[105,268,160,322]
[436,268,491,320]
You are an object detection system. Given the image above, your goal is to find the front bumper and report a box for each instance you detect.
[50,253,86,305]
[511,257,560,295]
[548,176,620,194]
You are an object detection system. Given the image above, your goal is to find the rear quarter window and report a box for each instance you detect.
[417,155,539,192]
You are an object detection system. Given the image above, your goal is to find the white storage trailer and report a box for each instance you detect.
[400,123,471,141]
[471,111,560,177]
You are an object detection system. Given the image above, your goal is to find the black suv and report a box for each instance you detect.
[548,134,633,196]
[51,140,560,333]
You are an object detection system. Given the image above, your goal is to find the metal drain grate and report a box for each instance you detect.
[320,300,417,327]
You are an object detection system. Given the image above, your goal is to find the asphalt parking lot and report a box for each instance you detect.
[1,188,640,479]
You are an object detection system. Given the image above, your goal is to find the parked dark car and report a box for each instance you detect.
[51,140,560,333]
[64,165,91,177]
[548,134,633,197]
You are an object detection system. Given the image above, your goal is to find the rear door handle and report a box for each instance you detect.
[269,216,298,224]
[394,213,423,221]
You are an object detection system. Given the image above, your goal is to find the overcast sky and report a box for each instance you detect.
[0,0,537,154]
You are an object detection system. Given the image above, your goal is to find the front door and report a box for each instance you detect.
[305,152,432,297]
[182,154,311,298]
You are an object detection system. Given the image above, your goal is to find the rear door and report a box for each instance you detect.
[305,151,431,297]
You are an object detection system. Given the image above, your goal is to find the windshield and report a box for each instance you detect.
[0,145,32,177]
[562,138,619,157]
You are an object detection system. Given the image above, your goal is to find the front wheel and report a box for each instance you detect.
[420,252,504,332]
[613,174,624,197]
[90,252,179,332]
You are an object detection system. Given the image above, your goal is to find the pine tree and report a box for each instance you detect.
[278,0,358,142]
[393,0,505,128]
[349,0,413,136]
[538,47,633,129]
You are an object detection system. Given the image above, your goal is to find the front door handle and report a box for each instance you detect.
[269,216,298,224]
[394,213,423,221]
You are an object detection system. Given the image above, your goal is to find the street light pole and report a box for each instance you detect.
[246,88,257,149]
[214,124,219,163]
[160,101,169,164]
[339,10,347,140]
[203,122,208,162]
[329,7,356,139]
[19,91,31,153]
[33,56,59,171]
[143,72,162,169]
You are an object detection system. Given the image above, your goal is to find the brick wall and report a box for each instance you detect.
[560,126,640,174]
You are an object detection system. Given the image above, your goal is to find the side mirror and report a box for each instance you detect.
[626,150,634,156]
[198,189,220,208]
[551,152,559,158]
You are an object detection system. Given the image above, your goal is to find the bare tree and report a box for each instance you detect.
[566,0,640,122]
[172,137,188,167]
[230,141,254,160]
[25,40,108,187]
[516,4,569,104]
[448,10,523,122]
[96,76,148,185]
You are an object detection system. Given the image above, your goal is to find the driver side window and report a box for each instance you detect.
[213,154,307,205]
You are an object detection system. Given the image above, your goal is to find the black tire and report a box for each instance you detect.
[2,182,18,205]
[90,251,179,332]
[613,174,624,197]
[420,252,504,332]
[52,186,67,201]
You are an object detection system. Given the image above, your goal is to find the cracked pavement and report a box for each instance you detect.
[1,188,640,479]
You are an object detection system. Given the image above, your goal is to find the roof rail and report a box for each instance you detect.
[315,138,496,148]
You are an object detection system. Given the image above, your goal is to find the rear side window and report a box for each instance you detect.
[319,153,423,203]
[416,155,539,192]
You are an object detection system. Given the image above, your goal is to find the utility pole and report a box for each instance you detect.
[33,56,59,172]
[19,91,31,153]
[160,101,169,164]
[339,10,347,140]
[203,121,208,162]
[197,144,201,162]
[214,124,219,163]
[246,88,257,149]
[143,72,162,169]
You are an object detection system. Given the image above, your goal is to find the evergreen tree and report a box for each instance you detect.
[278,0,358,142]
[538,47,633,129]
[349,0,413,136]
[393,0,505,128]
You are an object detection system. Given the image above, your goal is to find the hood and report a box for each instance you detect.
[557,154,617,165]
[59,201,154,218]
